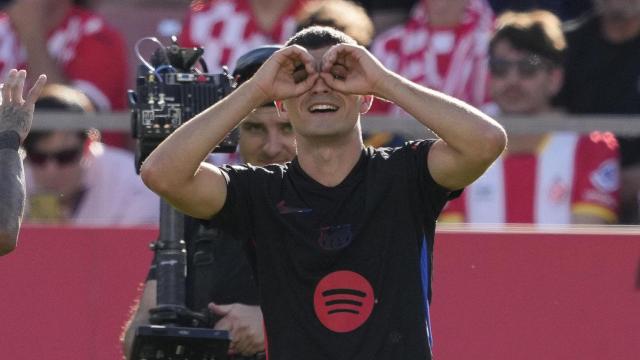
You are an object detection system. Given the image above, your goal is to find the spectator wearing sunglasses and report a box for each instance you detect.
[440,10,621,224]
[23,84,159,225]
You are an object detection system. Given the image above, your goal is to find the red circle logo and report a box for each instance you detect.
[313,271,374,333]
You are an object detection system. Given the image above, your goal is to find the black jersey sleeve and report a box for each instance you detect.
[206,163,286,238]
[402,140,462,221]
[205,164,256,240]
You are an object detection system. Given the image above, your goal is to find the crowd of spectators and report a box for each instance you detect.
[1,0,639,225]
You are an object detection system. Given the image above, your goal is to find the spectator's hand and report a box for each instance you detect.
[209,302,264,356]
[0,69,47,142]
[319,43,391,97]
[249,45,319,102]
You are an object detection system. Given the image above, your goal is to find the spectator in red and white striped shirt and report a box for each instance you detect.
[371,0,495,115]
[179,0,308,73]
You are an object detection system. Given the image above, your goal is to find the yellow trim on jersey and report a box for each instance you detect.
[438,212,465,223]
[572,203,618,223]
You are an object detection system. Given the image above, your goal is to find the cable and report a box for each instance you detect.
[154,65,177,83]
[134,37,167,73]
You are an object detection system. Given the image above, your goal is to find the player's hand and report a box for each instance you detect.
[319,43,391,97]
[248,45,319,102]
[0,69,47,142]
[209,302,264,356]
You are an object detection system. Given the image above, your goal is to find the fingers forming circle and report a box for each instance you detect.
[281,45,316,84]
[295,72,319,95]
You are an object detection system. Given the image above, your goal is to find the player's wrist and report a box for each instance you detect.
[372,70,399,100]
[0,130,21,151]
[241,78,272,108]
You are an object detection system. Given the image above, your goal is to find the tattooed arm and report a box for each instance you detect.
[0,144,26,255]
[0,69,46,255]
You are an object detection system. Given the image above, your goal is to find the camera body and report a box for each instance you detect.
[128,39,237,172]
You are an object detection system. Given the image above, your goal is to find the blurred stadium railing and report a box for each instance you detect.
[31,112,640,137]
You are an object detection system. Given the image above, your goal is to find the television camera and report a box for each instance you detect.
[128,36,237,173]
[127,36,235,360]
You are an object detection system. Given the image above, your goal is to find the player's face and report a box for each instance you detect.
[489,40,563,115]
[239,106,296,166]
[281,46,365,139]
[26,131,85,196]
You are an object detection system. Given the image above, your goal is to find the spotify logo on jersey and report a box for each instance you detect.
[313,270,374,333]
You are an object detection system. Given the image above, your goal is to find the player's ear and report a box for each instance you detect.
[359,95,373,114]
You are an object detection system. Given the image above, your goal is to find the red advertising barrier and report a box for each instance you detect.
[0,226,157,360]
[431,226,640,359]
[0,225,639,359]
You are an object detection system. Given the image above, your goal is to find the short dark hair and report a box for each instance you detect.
[285,26,357,50]
[490,10,566,66]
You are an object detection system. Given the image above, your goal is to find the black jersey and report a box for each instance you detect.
[213,140,454,360]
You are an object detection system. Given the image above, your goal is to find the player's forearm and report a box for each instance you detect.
[379,73,506,162]
[140,81,266,193]
[0,149,25,255]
